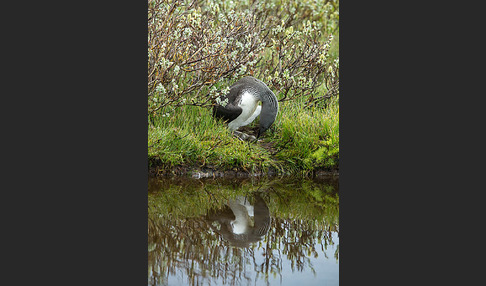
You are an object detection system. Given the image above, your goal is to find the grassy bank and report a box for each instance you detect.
[148,0,339,177]
[148,94,339,176]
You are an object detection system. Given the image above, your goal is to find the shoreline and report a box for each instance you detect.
[149,157,339,179]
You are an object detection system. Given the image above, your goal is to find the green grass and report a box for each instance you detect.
[148,94,339,176]
[269,95,339,174]
[148,105,278,173]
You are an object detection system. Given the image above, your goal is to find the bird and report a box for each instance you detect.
[205,193,271,248]
[213,76,279,139]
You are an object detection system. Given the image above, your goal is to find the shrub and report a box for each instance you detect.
[148,0,339,117]
[148,0,268,115]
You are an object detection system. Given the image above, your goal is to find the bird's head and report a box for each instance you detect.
[257,108,277,138]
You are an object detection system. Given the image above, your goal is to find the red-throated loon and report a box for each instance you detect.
[213,76,279,139]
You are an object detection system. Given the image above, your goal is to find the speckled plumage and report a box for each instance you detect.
[213,76,278,137]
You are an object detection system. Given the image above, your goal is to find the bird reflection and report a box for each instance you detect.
[206,192,271,248]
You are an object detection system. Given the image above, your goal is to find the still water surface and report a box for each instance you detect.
[148,177,339,286]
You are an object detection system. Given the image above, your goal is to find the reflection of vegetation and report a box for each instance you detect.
[148,177,339,286]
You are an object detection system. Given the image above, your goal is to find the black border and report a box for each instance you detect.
[6,0,482,284]
[6,2,148,284]
[339,1,483,284]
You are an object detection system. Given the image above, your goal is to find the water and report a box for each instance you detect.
[148,177,339,286]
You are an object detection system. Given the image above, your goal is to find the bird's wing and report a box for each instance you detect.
[213,84,244,122]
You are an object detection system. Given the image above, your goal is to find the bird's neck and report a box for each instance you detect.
[260,91,279,117]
